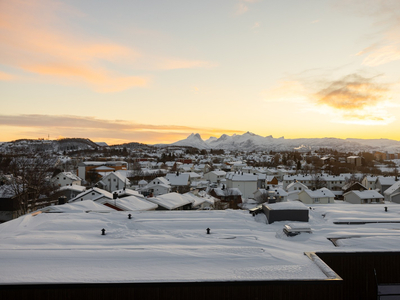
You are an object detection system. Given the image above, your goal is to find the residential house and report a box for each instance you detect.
[344,190,384,204]
[69,187,113,203]
[383,181,400,202]
[52,172,82,187]
[146,193,193,210]
[203,170,226,184]
[376,176,396,194]
[362,176,378,190]
[266,176,279,185]
[225,172,258,199]
[342,182,367,194]
[141,177,171,197]
[56,185,87,202]
[96,195,158,211]
[298,188,335,204]
[286,181,308,193]
[97,171,131,192]
[165,172,191,193]
[209,187,242,209]
[253,188,288,203]
[78,161,128,181]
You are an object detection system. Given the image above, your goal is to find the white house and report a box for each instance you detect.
[165,173,190,188]
[203,170,226,184]
[298,188,335,204]
[344,190,384,204]
[362,176,378,190]
[225,172,258,199]
[376,177,396,194]
[286,181,308,193]
[69,187,113,203]
[283,174,347,191]
[383,181,400,202]
[52,172,82,187]
[97,171,131,192]
[146,193,193,210]
[142,177,171,196]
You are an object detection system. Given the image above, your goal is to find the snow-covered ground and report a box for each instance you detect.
[1,203,400,284]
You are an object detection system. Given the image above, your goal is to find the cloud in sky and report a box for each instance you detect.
[315,74,388,110]
[0,115,244,145]
[264,72,395,125]
[336,0,400,66]
[0,0,215,92]
[235,0,260,15]
[313,73,394,125]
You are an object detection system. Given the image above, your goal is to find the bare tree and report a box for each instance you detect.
[7,153,58,215]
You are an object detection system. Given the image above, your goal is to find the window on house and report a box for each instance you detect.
[113,179,116,182]
[57,177,59,180]
[314,198,320,203]
[92,193,95,195]
[63,177,66,180]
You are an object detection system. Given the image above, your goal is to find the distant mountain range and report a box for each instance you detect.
[156,132,400,152]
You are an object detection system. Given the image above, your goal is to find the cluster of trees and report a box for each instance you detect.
[1,153,59,215]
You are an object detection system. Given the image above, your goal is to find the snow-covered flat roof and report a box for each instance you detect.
[1,203,400,284]
[264,201,309,210]
[104,196,158,211]
[146,192,193,210]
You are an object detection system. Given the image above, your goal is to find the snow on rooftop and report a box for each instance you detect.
[42,200,113,213]
[264,201,309,210]
[346,190,384,199]
[59,185,86,193]
[146,192,193,210]
[103,196,158,211]
[1,203,400,284]
[304,188,336,198]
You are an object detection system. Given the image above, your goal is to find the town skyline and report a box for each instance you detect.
[1,0,400,145]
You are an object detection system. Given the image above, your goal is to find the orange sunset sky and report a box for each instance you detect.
[1,0,400,145]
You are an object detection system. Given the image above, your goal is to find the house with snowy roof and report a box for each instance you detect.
[56,184,87,201]
[78,161,128,181]
[376,176,396,194]
[183,192,212,210]
[203,170,226,184]
[342,182,367,194]
[52,171,82,187]
[344,190,384,204]
[96,195,158,211]
[225,172,258,199]
[69,187,113,203]
[209,187,242,209]
[138,180,148,189]
[362,175,378,190]
[97,171,131,192]
[141,177,171,197]
[146,193,193,210]
[298,188,335,204]
[253,188,288,203]
[165,172,191,193]
[286,181,308,193]
[383,181,400,203]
